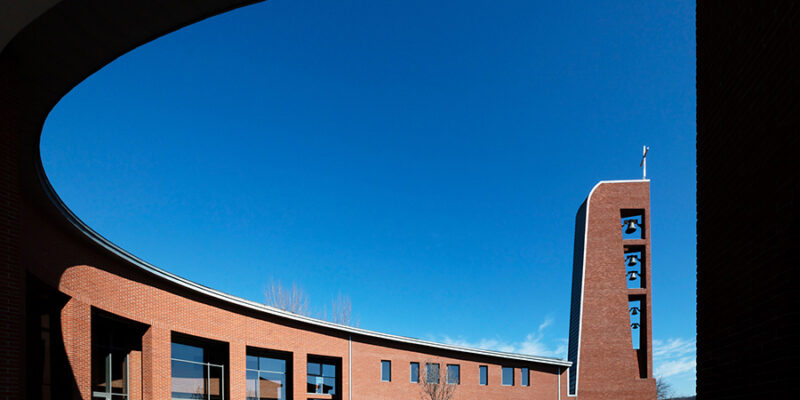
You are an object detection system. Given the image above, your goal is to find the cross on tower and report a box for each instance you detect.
[640,146,649,179]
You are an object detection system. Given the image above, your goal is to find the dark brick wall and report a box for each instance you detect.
[567,200,586,395]
[0,81,24,400]
[696,1,799,398]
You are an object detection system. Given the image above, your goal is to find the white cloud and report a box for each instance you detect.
[653,337,696,396]
[655,356,696,378]
[653,337,696,359]
[538,316,553,332]
[433,316,567,359]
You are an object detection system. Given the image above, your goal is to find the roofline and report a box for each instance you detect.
[34,158,572,368]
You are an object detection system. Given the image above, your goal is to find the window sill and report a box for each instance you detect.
[307,394,334,400]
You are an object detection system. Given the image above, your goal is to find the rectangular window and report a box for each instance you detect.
[92,352,128,399]
[410,362,420,383]
[446,365,460,385]
[425,363,440,384]
[479,365,488,386]
[246,349,290,400]
[91,314,144,400]
[502,367,514,386]
[521,367,529,386]
[381,360,391,382]
[307,357,338,395]
[171,337,226,400]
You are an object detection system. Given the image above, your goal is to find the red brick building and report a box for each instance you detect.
[0,2,656,399]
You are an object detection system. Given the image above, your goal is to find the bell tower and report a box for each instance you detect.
[566,180,657,399]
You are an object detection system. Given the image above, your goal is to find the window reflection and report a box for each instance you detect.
[502,367,514,386]
[246,353,289,400]
[307,359,337,395]
[171,339,225,400]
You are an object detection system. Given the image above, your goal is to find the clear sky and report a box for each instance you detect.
[41,0,696,396]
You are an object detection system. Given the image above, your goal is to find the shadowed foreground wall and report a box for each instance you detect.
[696,1,798,398]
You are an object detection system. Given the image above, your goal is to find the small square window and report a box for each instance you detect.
[381,360,391,382]
[410,362,420,383]
[502,366,514,386]
[426,363,440,384]
[446,364,460,385]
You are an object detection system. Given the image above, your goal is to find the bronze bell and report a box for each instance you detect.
[627,270,639,281]
[624,219,638,234]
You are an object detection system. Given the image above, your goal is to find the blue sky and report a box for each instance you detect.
[41,0,696,395]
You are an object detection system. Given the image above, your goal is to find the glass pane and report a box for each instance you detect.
[426,364,439,384]
[92,353,109,394]
[381,361,391,381]
[111,351,126,394]
[259,371,284,400]
[260,357,286,373]
[172,343,204,363]
[447,365,459,384]
[247,355,259,371]
[307,376,320,393]
[171,359,207,399]
[323,377,335,394]
[522,368,529,386]
[480,366,487,385]
[502,367,514,386]
[307,362,321,376]
[410,363,419,383]
[209,365,223,400]
[322,363,336,378]
[247,370,258,400]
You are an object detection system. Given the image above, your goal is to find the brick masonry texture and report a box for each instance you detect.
[696,1,799,398]
[567,182,656,400]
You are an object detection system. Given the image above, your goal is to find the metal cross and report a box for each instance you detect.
[640,146,649,179]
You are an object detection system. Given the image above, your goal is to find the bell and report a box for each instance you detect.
[627,271,639,281]
[630,307,639,316]
[624,219,638,234]
[626,255,639,266]
[631,323,640,329]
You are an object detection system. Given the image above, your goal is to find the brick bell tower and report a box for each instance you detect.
[566,180,657,399]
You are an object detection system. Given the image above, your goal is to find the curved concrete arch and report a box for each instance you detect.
[2,2,574,400]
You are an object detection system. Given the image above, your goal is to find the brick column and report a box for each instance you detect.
[142,325,171,400]
[61,298,91,400]
[293,352,307,400]
[229,342,246,400]
[128,350,142,400]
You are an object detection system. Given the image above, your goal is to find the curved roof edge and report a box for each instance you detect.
[35,158,572,368]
